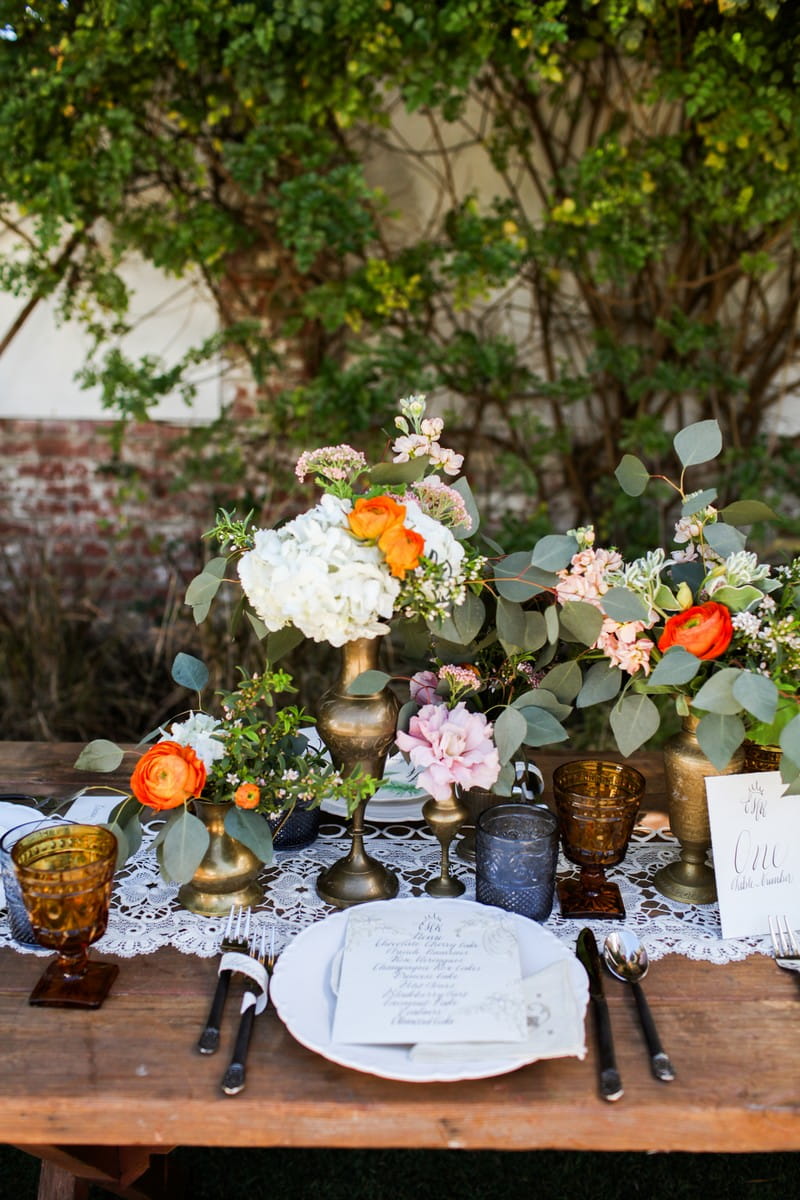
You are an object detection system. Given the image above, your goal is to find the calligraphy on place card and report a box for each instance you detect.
[331,903,526,1046]
[706,771,800,940]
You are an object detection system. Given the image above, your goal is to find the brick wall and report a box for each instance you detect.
[1,418,217,617]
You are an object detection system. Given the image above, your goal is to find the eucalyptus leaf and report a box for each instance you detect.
[668,560,704,595]
[692,668,744,715]
[162,808,210,884]
[558,599,604,646]
[429,588,485,645]
[681,488,718,517]
[246,611,269,641]
[519,706,569,748]
[493,706,528,765]
[544,603,560,644]
[600,587,650,624]
[703,521,747,559]
[779,714,800,766]
[540,660,582,703]
[185,570,224,606]
[576,661,622,707]
[614,453,650,496]
[171,652,209,693]
[610,694,660,756]
[368,457,428,485]
[346,669,391,695]
[780,754,800,794]
[73,739,125,772]
[517,691,571,721]
[450,476,480,538]
[224,806,274,863]
[732,671,778,725]
[696,713,745,771]
[205,556,229,579]
[265,624,306,662]
[102,822,131,872]
[494,553,556,602]
[720,500,777,526]
[709,584,763,613]
[674,419,722,467]
[396,700,418,734]
[492,762,516,796]
[191,601,211,625]
[523,611,548,652]
[496,596,527,652]
[530,533,578,572]
[647,647,701,687]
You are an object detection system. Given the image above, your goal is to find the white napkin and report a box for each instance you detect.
[408,959,586,1064]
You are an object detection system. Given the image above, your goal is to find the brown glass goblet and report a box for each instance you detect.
[12,823,119,1008]
[553,759,645,920]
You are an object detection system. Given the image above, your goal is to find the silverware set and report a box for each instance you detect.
[576,926,676,1102]
[196,906,275,1095]
[769,915,800,974]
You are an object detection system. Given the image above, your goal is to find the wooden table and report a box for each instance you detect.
[1,742,798,1200]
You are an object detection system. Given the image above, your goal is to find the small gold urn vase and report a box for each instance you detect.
[423,788,469,897]
[177,799,265,916]
[316,636,400,908]
[654,715,745,905]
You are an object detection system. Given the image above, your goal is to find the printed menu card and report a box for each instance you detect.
[331,903,527,1045]
[706,771,800,939]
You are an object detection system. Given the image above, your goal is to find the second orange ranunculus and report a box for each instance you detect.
[234,782,261,810]
[130,741,207,811]
[657,600,733,661]
[347,494,406,541]
[378,523,425,579]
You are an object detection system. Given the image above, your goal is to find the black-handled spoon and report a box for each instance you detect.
[603,930,676,1082]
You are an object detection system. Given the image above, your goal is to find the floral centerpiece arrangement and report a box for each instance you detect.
[77,655,373,883]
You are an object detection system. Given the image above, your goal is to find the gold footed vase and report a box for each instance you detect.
[316,637,400,908]
[424,790,469,897]
[654,716,745,906]
[177,799,265,916]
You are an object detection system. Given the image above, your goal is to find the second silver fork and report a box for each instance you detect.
[769,915,800,974]
[197,906,252,1054]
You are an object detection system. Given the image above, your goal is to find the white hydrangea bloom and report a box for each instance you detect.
[237,494,401,646]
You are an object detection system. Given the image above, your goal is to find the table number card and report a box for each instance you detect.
[706,771,800,939]
[331,904,527,1046]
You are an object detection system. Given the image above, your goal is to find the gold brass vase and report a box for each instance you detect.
[654,715,745,906]
[316,637,400,908]
[423,789,469,897]
[177,799,264,916]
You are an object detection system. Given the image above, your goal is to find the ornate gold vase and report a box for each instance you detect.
[654,715,745,906]
[177,799,264,916]
[315,637,400,908]
[743,740,782,773]
[423,789,469,897]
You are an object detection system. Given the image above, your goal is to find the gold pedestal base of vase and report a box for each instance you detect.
[178,878,264,917]
[653,842,717,906]
[317,810,399,908]
[423,794,467,899]
[177,798,264,917]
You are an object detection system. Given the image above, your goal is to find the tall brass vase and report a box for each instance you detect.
[177,799,265,916]
[316,637,400,908]
[654,715,745,905]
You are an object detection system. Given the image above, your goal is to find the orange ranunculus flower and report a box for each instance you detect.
[658,601,734,661]
[347,494,406,541]
[130,741,207,811]
[234,782,261,810]
[378,523,425,579]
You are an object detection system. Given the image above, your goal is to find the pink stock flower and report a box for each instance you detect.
[396,701,501,802]
[595,619,655,676]
[409,670,443,707]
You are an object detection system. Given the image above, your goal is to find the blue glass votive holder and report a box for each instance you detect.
[476,803,559,922]
[1,817,71,949]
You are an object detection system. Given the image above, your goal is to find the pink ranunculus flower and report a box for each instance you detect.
[396,701,501,802]
[409,670,443,707]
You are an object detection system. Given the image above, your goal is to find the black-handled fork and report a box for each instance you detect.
[197,906,251,1055]
[221,925,272,1096]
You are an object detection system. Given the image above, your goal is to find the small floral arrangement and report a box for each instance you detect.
[396,697,501,803]
[192,394,485,647]
[77,656,374,883]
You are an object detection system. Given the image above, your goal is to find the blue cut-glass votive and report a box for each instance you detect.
[475,803,559,922]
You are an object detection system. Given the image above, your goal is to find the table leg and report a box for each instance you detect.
[15,1144,181,1200]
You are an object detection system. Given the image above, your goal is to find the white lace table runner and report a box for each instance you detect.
[0,814,777,964]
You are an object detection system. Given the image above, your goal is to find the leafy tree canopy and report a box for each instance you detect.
[1,0,799,545]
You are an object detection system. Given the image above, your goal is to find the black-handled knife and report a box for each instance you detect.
[576,927,624,1102]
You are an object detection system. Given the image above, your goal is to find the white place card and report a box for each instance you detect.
[707,771,800,939]
[331,904,527,1046]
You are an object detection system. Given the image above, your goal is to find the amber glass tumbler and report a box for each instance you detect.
[12,823,119,1008]
[553,760,644,920]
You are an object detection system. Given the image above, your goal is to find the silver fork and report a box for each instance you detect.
[221,924,273,1096]
[769,915,800,974]
[197,906,252,1054]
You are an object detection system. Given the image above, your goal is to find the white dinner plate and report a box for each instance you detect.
[306,729,429,823]
[270,898,589,1083]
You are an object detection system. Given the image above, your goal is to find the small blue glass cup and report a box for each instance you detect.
[1,817,72,949]
[476,803,559,922]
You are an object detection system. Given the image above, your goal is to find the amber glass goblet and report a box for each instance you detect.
[553,760,645,920]
[12,823,119,1008]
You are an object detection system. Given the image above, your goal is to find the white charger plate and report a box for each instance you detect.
[269,898,588,1083]
[302,728,429,823]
